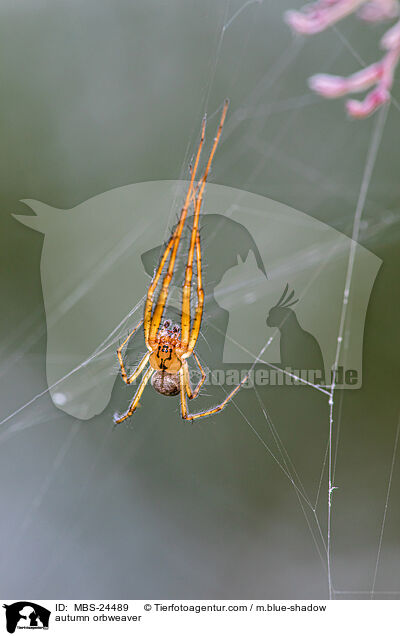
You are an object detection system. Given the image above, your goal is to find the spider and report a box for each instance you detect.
[113,99,249,424]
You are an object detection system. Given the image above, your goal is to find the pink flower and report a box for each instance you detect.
[284,0,400,117]
[285,0,367,34]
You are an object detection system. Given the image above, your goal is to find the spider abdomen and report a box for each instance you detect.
[151,370,180,396]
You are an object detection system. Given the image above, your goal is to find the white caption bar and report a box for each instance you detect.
[1,599,398,635]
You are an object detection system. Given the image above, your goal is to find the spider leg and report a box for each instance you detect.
[179,364,249,421]
[181,99,229,350]
[113,365,154,425]
[116,319,147,382]
[148,118,206,345]
[143,236,175,347]
[192,351,207,397]
[121,351,151,385]
[142,187,202,346]
[186,231,204,355]
[182,353,206,399]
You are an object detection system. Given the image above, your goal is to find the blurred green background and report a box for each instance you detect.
[0,0,399,599]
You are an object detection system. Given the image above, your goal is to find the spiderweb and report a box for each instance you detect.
[1,0,399,600]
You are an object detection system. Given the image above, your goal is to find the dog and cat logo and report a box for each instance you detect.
[2,603,50,633]
[14,181,381,418]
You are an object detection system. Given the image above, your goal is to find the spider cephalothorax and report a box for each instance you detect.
[149,320,182,374]
[113,100,250,424]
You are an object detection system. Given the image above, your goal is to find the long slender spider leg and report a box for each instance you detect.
[196,98,229,193]
[186,232,204,355]
[117,319,145,381]
[113,366,154,425]
[148,118,206,345]
[142,184,198,345]
[181,99,229,349]
[124,351,151,385]
[183,353,206,399]
[182,361,193,398]
[181,205,203,348]
[143,236,175,346]
[180,367,250,421]
[179,366,191,419]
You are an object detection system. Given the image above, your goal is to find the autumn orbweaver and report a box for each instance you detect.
[113,100,249,424]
